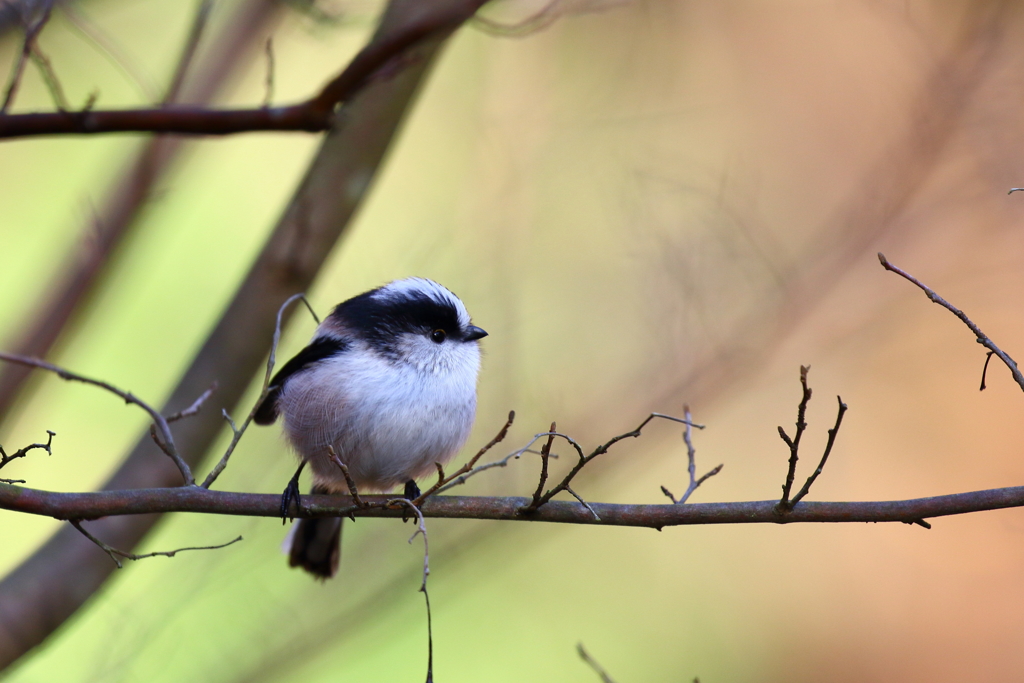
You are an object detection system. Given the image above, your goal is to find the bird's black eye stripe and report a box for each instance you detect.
[431,329,447,343]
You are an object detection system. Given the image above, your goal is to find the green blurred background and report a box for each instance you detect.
[3,0,1024,680]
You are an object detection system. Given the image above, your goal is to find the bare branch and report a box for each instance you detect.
[0,0,490,139]
[879,252,1024,393]
[28,42,68,111]
[521,423,556,512]
[0,353,193,485]
[70,520,241,569]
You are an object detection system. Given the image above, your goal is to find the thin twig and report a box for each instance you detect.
[778,366,812,508]
[661,406,723,504]
[522,423,556,511]
[412,410,515,505]
[386,498,433,682]
[879,252,1024,393]
[328,445,364,508]
[28,43,68,111]
[577,643,617,683]
[165,383,217,423]
[70,519,241,569]
[0,352,192,485]
[790,396,848,506]
[1,1,54,113]
[201,293,318,488]
[263,37,274,107]
[61,4,160,101]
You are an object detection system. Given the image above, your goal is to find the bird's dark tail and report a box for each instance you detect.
[286,485,342,579]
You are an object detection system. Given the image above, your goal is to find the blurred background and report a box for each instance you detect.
[2,0,1024,680]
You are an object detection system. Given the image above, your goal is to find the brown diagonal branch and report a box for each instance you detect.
[1,0,54,113]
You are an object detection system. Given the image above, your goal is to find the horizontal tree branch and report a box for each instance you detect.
[0,0,488,139]
[3,483,1024,527]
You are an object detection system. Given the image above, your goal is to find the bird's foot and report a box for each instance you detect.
[403,479,421,500]
[280,461,307,524]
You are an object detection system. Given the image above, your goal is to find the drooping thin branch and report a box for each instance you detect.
[69,520,241,569]
[1,0,54,113]
[879,252,1024,393]
[778,366,812,508]
[201,293,317,489]
[790,396,848,506]
[0,0,490,139]
[0,353,193,485]
[0,430,55,483]
[385,498,433,682]
[577,643,618,683]
[661,405,723,504]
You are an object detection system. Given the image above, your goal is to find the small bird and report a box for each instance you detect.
[255,278,487,578]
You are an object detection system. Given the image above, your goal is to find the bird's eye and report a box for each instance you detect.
[430,329,447,343]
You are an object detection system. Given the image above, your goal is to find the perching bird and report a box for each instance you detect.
[254,278,487,578]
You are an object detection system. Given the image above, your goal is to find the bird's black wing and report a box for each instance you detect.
[254,336,349,425]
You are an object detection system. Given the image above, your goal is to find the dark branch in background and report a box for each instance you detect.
[878,252,1024,392]
[661,405,722,504]
[0,0,479,669]
[69,520,241,569]
[0,430,54,484]
[0,0,490,138]
[1,0,53,113]
[0,0,283,429]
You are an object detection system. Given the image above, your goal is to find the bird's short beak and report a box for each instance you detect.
[464,325,488,341]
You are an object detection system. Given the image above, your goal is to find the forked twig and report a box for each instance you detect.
[775,368,848,513]
[70,519,241,569]
[1,1,54,113]
[0,430,55,483]
[661,405,723,504]
[166,383,217,423]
